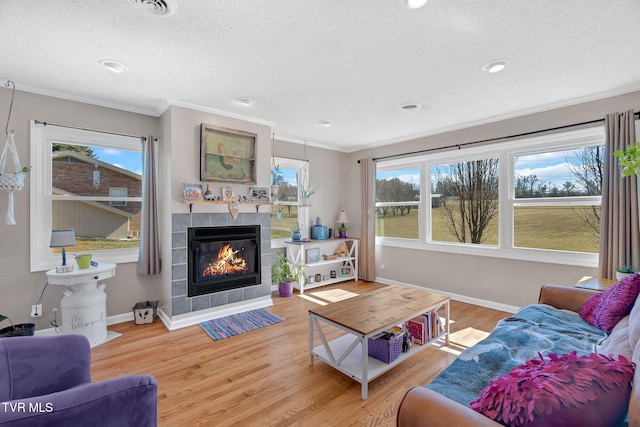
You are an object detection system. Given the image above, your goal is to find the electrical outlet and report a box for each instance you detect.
[31,304,42,318]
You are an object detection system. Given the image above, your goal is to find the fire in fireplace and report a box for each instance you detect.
[188,225,261,297]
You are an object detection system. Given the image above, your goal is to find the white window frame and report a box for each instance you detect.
[30,121,142,272]
[376,126,604,268]
[271,157,310,248]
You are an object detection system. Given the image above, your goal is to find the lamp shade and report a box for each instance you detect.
[50,229,77,248]
[336,210,349,225]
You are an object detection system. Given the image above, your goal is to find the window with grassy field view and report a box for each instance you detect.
[512,146,603,253]
[375,126,604,265]
[30,123,143,271]
[271,157,307,240]
[375,167,420,239]
[432,158,499,245]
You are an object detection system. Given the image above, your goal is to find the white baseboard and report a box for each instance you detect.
[35,295,275,335]
[375,277,519,314]
[158,295,274,331]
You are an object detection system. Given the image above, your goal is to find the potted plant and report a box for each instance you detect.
[291,221,302,241]
[0,314,35,337]
[271,252,305,297]
[299,183,319,207]
[614,142,640,176]
[616,265,635,281]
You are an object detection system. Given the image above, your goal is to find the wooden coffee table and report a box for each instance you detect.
[308,285,450,399]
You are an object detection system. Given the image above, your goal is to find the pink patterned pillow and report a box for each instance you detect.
[470,352,634,427]
[579,273,640,333]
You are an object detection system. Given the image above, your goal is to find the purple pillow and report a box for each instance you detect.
[579,273,640,333]
[470,352,634,427]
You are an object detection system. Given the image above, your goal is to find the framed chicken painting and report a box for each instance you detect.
[200,123,256,184]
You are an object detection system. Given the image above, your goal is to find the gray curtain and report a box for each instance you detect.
[359,157,376,281]
[137,135,161,275]
[599,110,639,279]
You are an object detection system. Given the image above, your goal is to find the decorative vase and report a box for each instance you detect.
[338,230,347,238]
[291,230,301,241]
[278,281,294,297]
[300,197,311,207]
[616,272,634,281]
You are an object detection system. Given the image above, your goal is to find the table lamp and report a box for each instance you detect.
[50,228,77,273]
[336,210,349,238]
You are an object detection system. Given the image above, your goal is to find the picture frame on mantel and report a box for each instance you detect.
[200,123,256,184]
[183,183,203,201]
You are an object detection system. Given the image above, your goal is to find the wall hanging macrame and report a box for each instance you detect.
[1,80,29,225]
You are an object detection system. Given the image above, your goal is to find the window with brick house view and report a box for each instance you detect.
[30,123,143,271]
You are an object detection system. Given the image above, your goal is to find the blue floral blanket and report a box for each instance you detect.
[426,304,607,406]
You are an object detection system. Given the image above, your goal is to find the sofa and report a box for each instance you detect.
[398,282,640,427]
[0,334,158,426]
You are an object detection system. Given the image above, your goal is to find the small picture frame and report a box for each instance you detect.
[340,267,352,276]
[306,247,321,264]
[221,187,234,202]
[183,183,203,201]
[248,186,270,202]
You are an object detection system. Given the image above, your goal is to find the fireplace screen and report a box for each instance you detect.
[188,225,261,297]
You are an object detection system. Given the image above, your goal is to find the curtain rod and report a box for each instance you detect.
[366,111,640,163]
[33,120,155,140]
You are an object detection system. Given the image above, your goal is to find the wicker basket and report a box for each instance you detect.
[367,333,404,363]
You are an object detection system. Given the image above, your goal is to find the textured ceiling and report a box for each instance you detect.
[1,1,639,152]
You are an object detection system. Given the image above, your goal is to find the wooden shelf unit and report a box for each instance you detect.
[285,238,358,294]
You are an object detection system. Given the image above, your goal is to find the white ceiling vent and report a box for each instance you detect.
[128,0,176,16]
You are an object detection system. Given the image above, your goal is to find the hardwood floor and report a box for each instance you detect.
[91,282,511,426]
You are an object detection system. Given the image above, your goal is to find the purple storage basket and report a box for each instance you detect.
[367,332,404,363]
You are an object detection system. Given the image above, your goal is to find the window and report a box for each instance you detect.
[375,126,604,267]
[512,145,603,253]
[375,166,420,239]
[431,157,499,245]
[109,187,128,206]
[271,157,309,242]
[30,122,142,271]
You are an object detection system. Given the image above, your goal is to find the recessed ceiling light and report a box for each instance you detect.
[237,97,256,106]
[405,0,428,9]
[99,59,129,74]
[483,60,507,73]
[128,0,176,16]
[318,120,335,127]
[398,103,423,111]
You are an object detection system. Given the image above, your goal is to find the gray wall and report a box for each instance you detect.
[271,139,350,230]
[0,87,161,330]
[2,83,639,330]
[346,90,640,308]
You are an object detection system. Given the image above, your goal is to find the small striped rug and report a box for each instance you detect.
[199,308,284,340]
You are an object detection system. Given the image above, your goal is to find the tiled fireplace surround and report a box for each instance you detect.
[171,212,272,316]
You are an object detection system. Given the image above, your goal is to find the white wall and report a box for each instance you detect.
[346,90,640,308]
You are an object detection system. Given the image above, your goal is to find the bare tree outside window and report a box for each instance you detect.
[435,158,499,244]
[566,146,604,242]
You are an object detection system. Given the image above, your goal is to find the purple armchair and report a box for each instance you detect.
[0,334,157,426]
